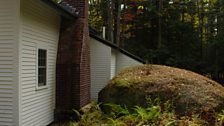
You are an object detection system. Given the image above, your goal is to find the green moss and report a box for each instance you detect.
[112,79,131,87]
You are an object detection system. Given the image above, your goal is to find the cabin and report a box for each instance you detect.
[0,0,145,125]
[0,0,90,125]
[89,34,145,100]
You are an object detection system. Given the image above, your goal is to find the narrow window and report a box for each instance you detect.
[38,49,47,87]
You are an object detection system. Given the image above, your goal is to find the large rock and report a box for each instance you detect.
[98,65,224,116]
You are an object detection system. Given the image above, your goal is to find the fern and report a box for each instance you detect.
[104,103,130,117]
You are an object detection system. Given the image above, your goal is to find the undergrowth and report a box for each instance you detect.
[52,101,224,126]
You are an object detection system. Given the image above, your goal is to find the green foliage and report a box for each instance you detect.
[106,117,126,126]
[104,103,130,117]
[103,100,164,126]
[145,97,161,106]
[52,101,224,126]
[216,110,224,126]
[134,105,161,124]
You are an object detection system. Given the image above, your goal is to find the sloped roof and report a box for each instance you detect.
[89,32,146,64]
[41,0,79,19]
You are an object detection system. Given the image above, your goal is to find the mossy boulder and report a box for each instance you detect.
[98,65,224,116]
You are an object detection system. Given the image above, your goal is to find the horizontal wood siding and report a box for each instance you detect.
[0,0,17,125]
[90,38,111,101]
[20,0,60,125]
[116,53,142,73]
[110,50,116,79]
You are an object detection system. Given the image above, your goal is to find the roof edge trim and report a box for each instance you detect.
[89,33,146,64]
[40,0,78,20]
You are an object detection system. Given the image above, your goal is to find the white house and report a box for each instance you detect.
[0,0,143,124]
[0,0,89,125]
[90,34,145,101]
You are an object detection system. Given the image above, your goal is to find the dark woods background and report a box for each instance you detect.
[89,0,224,84]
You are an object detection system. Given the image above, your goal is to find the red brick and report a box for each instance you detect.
[56,0,90,115]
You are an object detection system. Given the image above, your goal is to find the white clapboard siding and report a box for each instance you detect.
[0,0,17,125]
[90,38,111,101]
[110,50,116,79]
[20,0,60,125]
[116,53,142,73]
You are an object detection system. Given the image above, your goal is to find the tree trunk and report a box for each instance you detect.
[158,0,162,50]
[114,0,122,46]
[106,0,113,42]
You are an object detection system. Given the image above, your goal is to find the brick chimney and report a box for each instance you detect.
[55,0,90,117]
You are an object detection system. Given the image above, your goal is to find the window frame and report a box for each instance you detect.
[36,46,48,90]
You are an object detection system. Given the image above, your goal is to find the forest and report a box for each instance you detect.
[88,0,224,84]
